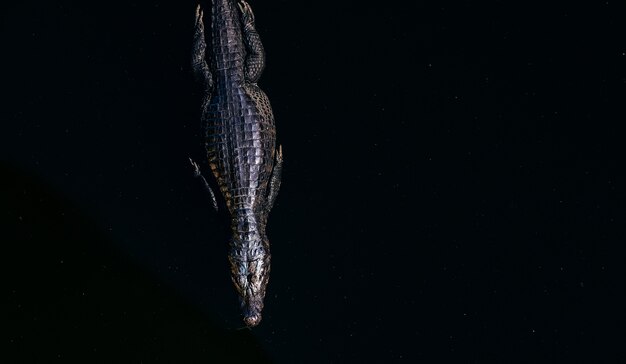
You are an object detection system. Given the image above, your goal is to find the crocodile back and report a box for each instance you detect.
[204,0,276,216]
[205,84,275,216]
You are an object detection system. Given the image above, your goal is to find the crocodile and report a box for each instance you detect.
[190,0,282,327]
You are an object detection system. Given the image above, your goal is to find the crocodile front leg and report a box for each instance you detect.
[189,158,218,211]
[266,145,283,211]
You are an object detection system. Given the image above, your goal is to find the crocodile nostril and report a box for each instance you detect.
[244,313,261,327]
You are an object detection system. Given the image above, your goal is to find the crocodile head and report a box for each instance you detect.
[228,235,271,327]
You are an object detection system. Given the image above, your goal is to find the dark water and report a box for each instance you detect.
[2,0,625,362]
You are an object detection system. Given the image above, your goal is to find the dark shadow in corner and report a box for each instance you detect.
[2,162,272,363]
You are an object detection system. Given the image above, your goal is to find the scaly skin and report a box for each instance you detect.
[191,0,282,328]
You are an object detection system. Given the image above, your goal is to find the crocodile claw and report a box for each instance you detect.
[189,157,201,177]
[195,4,203,26]
[238,1,255,28]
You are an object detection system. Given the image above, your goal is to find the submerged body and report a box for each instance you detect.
[192,0,282,327]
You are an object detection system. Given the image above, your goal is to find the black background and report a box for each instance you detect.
[2,0,625,362]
